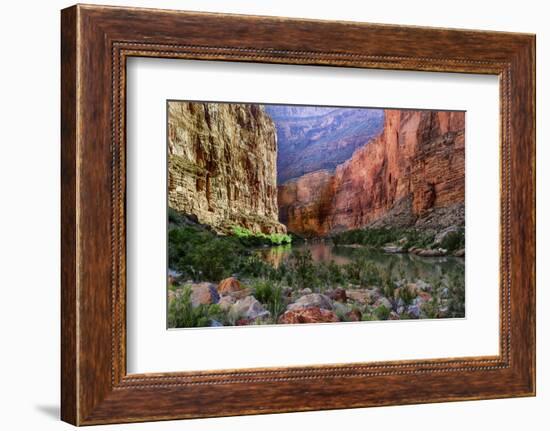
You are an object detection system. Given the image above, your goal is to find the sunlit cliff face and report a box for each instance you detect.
[277,109,465,236]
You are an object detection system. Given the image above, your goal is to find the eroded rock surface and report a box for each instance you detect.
[278,307,339,324]
[168,102,286,234]
[278,110,465,235]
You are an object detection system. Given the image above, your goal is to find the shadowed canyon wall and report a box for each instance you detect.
[278,110,465,236]
[168,101,286,234]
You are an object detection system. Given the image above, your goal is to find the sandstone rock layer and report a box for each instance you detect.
[278,110,465,235]
[168,101,286,234]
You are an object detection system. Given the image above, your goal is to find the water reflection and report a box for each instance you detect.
[257,240,464,281]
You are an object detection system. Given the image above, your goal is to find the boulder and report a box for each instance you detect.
[347,289,378,304]
[437,307,449,318]
[406,304,421,318]
[417,291,432,303]
[190,283,219,307]
[217,295,236,311]
[346,309,362,322]
[328,288,347,303]
[454,248,465,257]
[228,287,252,300]
[433,225,460,246]
[210,319,224,327]
[218,277,244,296]
[287,293,333,311]
[373,296,392,311]
[389,311,401,320]
[383,245,405,253]
[229,296,270,322]
[278,307,339,324]
[414,248,448,257]
[415,279,432,292]
[235,318,253,326]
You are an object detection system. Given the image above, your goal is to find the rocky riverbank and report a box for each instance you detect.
[168,273,462,328]
[381,225,465,257]
[332,224,465,258]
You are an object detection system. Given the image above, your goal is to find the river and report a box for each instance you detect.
[257,240,464,282]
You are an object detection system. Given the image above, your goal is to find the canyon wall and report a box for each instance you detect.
[278,110,465,236]
[264,106,384,183]
[168,101,286,234]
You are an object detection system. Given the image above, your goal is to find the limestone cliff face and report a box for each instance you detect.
[168,102,286,234]
[278,110,465,236]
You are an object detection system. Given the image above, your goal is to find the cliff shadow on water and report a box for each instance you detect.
[166,101,465,328]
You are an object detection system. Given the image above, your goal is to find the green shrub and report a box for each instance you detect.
[167,286,223,328]
[169,225,243,282]
[331,227,434,250]
[288,250,317,290]
[344,255,382,287]
[446,271,465,317]
[440,229,465,252]
[399,285,416,306]
[236,255,273,279]
[232,226,292,246]
[374,304,391,320]
[316,260,345,291]
[252,279,286,320]
[421,295,440,319]
[168,207,186,227]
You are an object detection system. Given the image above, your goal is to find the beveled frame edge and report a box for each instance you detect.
[61,4,535,426]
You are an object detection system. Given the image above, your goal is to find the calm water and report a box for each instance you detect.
[257,240,464,282]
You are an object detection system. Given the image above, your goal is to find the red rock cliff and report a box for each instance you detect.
[278,110,465,236]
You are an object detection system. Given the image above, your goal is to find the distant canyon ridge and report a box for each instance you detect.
[168,101,465,237]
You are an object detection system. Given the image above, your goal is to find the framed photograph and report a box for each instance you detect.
[61,4,535,425]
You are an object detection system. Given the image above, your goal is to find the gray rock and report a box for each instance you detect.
[454,248,465,257]
[168,268,183,278]
[347,289,371,304]
[415,279,431,292]
[287,293,333,311]
[229,296,270,321]
[406,305,421,318]
[389,311,400,320]
[218,295,236,311]
[209,319,223,327]
[433,225,460,246]
[383,245,405,253]
[413,296,425,307]
[438,307,449,318]
[415,248,448,257]
[373,296,392,311]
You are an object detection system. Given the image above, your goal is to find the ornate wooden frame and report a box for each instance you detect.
[61,4,536,425]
